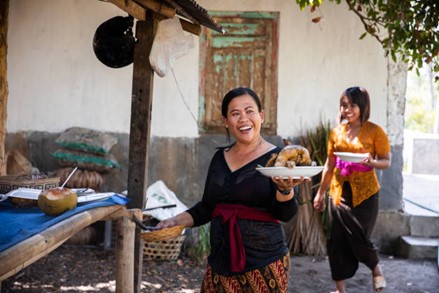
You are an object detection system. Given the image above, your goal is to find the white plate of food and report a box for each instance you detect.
[334,152,368,163]
[256,166,324,179]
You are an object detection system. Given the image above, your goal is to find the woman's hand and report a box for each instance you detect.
[155,212,194,229]
[155,217,179,229]
[361,153,374,166]
[313,191,326,212]
[361,152,391,169]
[271,176,307,193]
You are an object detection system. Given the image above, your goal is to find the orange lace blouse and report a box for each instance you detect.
[328,121,390,207]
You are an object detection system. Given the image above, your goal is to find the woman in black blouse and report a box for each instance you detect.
[156,87,305,292]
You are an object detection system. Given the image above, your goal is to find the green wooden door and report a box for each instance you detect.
[200,12,279,135]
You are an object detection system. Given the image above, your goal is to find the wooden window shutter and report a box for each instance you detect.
[199,12,279,135]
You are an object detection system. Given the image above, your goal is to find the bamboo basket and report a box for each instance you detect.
[0,175,60,194]
[143,235,186,261]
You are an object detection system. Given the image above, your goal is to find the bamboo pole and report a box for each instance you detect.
[0,0,9,176]
[116,215,135,293]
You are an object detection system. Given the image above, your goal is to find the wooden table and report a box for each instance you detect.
[0,205,142,293]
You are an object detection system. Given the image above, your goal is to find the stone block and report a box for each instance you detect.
[397,236,438,259]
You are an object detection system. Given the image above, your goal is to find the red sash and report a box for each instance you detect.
[212,203,279,272]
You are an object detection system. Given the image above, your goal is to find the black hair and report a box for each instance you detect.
[221,87,262,117]
[221,87,263,143]
[339,86,371,124]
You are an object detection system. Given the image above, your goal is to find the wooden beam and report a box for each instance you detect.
[133,0,176,19]
[106,0,200,35]
[155,14,201,36]
[0,0,8,176]
[106,0,147,20]
[116,215,136,293]
[127,10,157,293]
[179,18,201,35]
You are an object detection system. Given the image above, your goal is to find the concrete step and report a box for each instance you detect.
[397,236,438,259]
[409,214,439,237]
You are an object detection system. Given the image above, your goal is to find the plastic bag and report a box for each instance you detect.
[149,16,194,77]
[143,180,188,221]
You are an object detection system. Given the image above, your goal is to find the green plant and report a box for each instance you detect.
[299,120,334,241]
[405,96,436,133]
[299,119,332,167]
[284,119,333,256]
[187,224,211,264]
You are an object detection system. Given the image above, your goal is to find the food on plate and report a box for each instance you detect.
[11,197,37,208]
[266,144,313,168]
[38,188,78,216]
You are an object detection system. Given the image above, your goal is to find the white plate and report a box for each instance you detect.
[3,188,111,203]
[334,152,368,163]
[256,166,324,179]
[77,192,113,203]
[71,188,96,196]
[4,188,40,200]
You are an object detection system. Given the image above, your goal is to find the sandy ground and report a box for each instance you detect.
[289,254,439,293]
[1,244,438,293]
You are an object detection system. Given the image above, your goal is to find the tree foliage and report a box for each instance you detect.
[296,0,439,81]
[405,96,435,132]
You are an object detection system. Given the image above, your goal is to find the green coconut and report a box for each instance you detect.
[38,188,78,216]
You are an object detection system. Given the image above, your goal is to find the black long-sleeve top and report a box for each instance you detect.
[187,146,299,275]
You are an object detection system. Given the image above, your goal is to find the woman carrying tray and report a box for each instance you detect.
[156,87,305,292]
[313,86,391,293]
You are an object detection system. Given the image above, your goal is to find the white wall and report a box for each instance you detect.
[7,0,388,137]
[8,0,133,133]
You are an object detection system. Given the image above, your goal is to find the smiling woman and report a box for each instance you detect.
[153,87,306,292]
[313,86,391,293]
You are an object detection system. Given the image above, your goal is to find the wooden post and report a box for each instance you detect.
[0,0,9,176]
[115,214,136,293]
[127,9,156,293]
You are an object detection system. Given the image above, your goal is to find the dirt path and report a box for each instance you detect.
[289,254,439,293]
[2,244,438,292]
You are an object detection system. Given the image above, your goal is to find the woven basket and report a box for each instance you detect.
[140,225,185,242]
[143,235,186,261]
[0,175,60,194]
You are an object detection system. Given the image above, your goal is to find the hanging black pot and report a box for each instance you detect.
[93,16,136,68]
